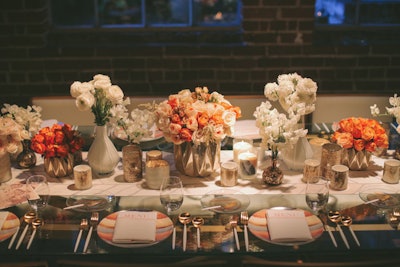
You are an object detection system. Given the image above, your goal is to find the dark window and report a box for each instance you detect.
[50,0,242,29]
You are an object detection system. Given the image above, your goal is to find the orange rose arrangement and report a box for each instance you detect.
[31,124,84,158]
[332,117,388,152]
[155,87,241,145]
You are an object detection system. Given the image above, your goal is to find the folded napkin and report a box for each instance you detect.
[266,209,312,243]
[112,211,157,244]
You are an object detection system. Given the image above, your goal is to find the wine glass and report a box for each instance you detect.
[160,176,184,215]
[305,178,329,214]
[26,175,50,215]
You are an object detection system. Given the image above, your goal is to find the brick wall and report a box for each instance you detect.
[1,0,399,107]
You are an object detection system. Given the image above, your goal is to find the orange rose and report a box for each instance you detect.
[45,144,56,158]
[171,113,181,124]
[361,126,375,142]
[365,142,377,152]
[55,130,65,144]
[353,139,365,151]
[352,118,362,139]
[56,144,69,158]
[44,131,55,145]
[334,132,354,149]
[338,118,354,133]
[31,142,46,155]
[375,134,389,148]
[179,128,192,142]
[197,113,209,128]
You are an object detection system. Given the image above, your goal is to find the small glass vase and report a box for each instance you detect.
[0,151,12,183]
[262,148,283,185]
[44,153,74,178]
[16,140,36,169]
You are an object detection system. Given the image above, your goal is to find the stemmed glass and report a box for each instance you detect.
[160,176,184,215]
[26,175,50,216]
[305,178,329,214]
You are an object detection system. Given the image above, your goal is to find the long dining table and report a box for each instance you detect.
[1,131,400,266]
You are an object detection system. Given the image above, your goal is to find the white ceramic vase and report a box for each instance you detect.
[87,125,120,176]
[281,136,314,171]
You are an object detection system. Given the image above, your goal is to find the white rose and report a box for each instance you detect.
[106,85,124,104]
[186,116,198,131]
[93,74,111,83]
[20,129,30,140]
[70,81,93,98]
[222,110,236,127]
[76,92,95,111]
[264,82,279,101]
[169,123,181,135]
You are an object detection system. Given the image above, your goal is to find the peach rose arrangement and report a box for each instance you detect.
[332,117,388,152]
[31,123,84,159]
[155,87,241,145]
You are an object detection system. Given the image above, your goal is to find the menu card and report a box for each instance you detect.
[266,209,312,242]
[112,211,157,243]
[0,211,8,230]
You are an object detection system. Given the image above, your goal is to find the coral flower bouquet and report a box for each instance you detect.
[332,117,388,170]
[155,87,241,177]
[155,87,241,145]
[31,123,84,177]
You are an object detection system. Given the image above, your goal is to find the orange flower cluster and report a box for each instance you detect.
[332,117,388,152]
[31,124,84,158]
[155,87,241,144]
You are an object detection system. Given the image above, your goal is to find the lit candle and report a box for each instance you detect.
[233,141,252,162]
[238,151,257,179]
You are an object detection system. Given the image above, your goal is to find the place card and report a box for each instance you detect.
[266,209,312,242]
[112,211,157,243]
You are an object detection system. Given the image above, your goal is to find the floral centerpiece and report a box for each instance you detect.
[370,94,400,159]
[155,87,241,177]
[31,123,84,178]
[0,117,24,182]
[255,73,318,179]
[70,74,129,175]
[1,104,43,168]
[331,117,388,170]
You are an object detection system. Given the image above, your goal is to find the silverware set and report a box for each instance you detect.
[9,211,39,250]
[73,212,98,253]
[328,210,360,249]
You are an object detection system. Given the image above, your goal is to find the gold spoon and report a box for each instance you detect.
[15,211,36,250]
[240,211,249,251]
[178,212,191,252]
[341,215,360,246]
[26,218,43,250]
[328,210,349,249]
[192,217,204,248]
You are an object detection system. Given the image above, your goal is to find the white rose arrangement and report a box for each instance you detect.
[370,94,400,134]
[254,73,318,154]
[1,104,43,140]
[70,74,130,126]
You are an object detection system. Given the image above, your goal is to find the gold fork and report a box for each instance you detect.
[83,212,99,253]
[74,218,88,252]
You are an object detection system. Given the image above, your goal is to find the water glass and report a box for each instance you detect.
[305,179,329,213]
[26,175,50,213]
[159,176,184,214]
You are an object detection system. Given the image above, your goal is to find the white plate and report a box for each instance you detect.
[97,210,173,248]
[359,185,399,208]
[200,189,250,213]
[66,196,110,212]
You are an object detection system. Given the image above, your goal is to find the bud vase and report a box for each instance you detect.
[0,151,12,183]
[44,153,74,178]
[262,147,283,185]
[16,140,37,169]
[87,125,120,176]
[174,141,220,177]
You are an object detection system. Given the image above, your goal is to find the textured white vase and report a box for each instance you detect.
[281,136,314,171]
[87,125,120,176]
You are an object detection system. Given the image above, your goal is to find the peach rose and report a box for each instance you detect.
[335,132,354,149]
[361,126,375,142]
[353,139,365,151]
